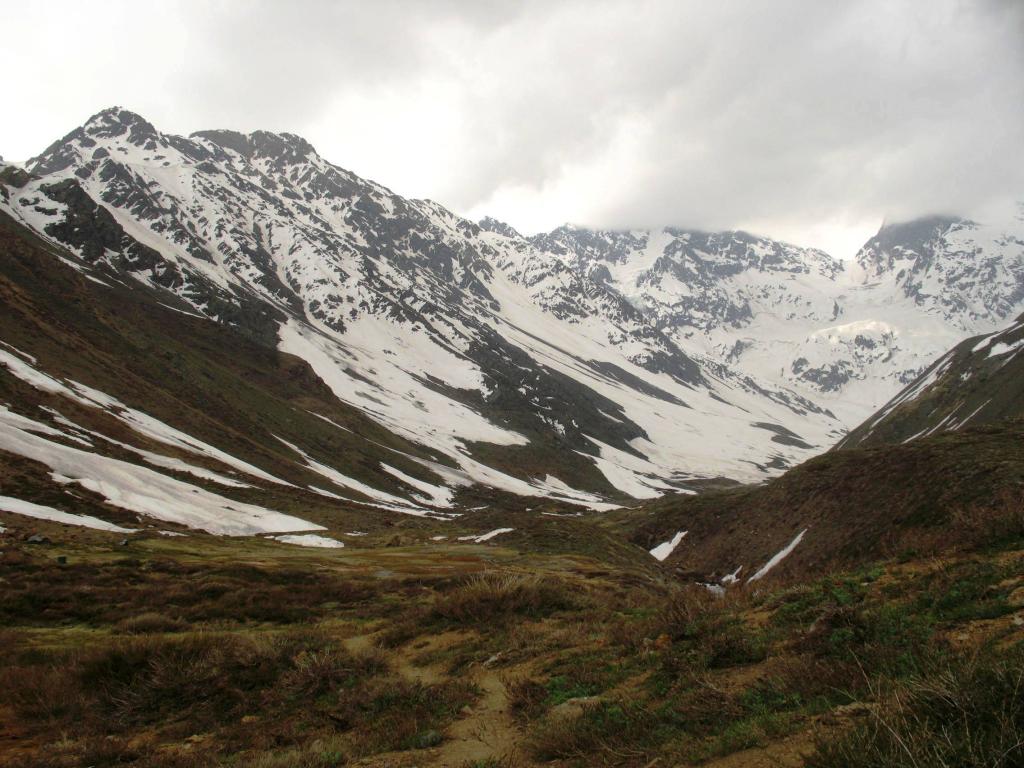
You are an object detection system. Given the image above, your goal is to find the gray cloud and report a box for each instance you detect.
[2,0,1022,255]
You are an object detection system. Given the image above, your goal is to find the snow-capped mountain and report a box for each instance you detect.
[0,108,853,516]
[525,212,1024,424]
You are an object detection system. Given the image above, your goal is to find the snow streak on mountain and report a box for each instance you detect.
[1,108,1022,513]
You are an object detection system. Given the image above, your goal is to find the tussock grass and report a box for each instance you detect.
[341,677,477,754]
[246,738,348,768]
[0,558,383,628]
[3,631,383,731]
[2,626,474,766]
[528,700,656,761]
[808,648,1024,768]
[381,570,581,647]
[432,571,579,623]
[2,494,1022,767]
[116,611,188,634]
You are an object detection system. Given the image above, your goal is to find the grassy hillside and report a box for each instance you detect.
[839,315,1024,449]
[616,420,1024,583]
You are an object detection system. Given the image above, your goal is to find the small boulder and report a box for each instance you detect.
[411,729,442,749]
[549,696,600,721]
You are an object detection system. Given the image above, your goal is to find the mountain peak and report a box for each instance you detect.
[872,215,959,250]
[478,216,522,239]
[192,128,317,163]
[82,106,159,143]
[251,130,317,162]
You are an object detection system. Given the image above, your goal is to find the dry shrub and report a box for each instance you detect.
[431,571,578,624]
[455,757,524,768]
[667,678,743,736]
[277,645,386,698]
[888,492,1024,559]
[768,654,863,705]
[948,493,1024,549]
[245,736,349,768]
[6,734,211,768]
[504,675,550,722]
[378,616,423,648]
[653,586,770,671]
[1,631,382,733]
[339,677,477,755]
[807,649,1024,768]
[528,699,654,762]
[117,611,187,634]
[1,657,89,723]
[658,585,721,639]
[0,559,381,628]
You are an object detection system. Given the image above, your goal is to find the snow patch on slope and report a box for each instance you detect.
[457,527,514,543]
[650,530,688,561]
[272,533,345,548]
[0,494,137,533]
[0,406,320,536]
[748,529,807,582]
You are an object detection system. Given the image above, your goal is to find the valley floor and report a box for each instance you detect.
[2,504,1023,768]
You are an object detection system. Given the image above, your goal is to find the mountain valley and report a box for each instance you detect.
[2,107,1022,531]
[2,107,1024,768]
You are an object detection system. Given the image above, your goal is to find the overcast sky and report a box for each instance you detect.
[3,0,1022,258]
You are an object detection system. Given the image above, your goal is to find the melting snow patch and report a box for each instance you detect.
[309,485,348,500]
[650,530,687,561]
[953,399,991,429]
[275,436,432,516]
[41,408,253,489]
[0,341,36,364]
[307,411,353,433]
[110,405,293,486]
[1,350,293,487]
[0,495,137,533]
[988,339,1024,359]
[748,529,807,582]
[380,463,454,507]
[272,534,345,548]
[431,535,448,541]
[0,407,321,536]
[721,565,743,585]
[457,527,514,543]
[0,349,72,398]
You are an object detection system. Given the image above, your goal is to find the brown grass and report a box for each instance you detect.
[3,631,382,731]
[807,648,1024,767]
[432,571,580,624]
[0,558,383,627]
[380,570,582,648]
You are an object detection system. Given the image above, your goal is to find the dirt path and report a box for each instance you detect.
[702,729,816,768]
[343,630,525,766]
[438,664,522,765]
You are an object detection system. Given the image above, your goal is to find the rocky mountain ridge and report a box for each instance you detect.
[517,211,1024,423]
[1,106,1021,519]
